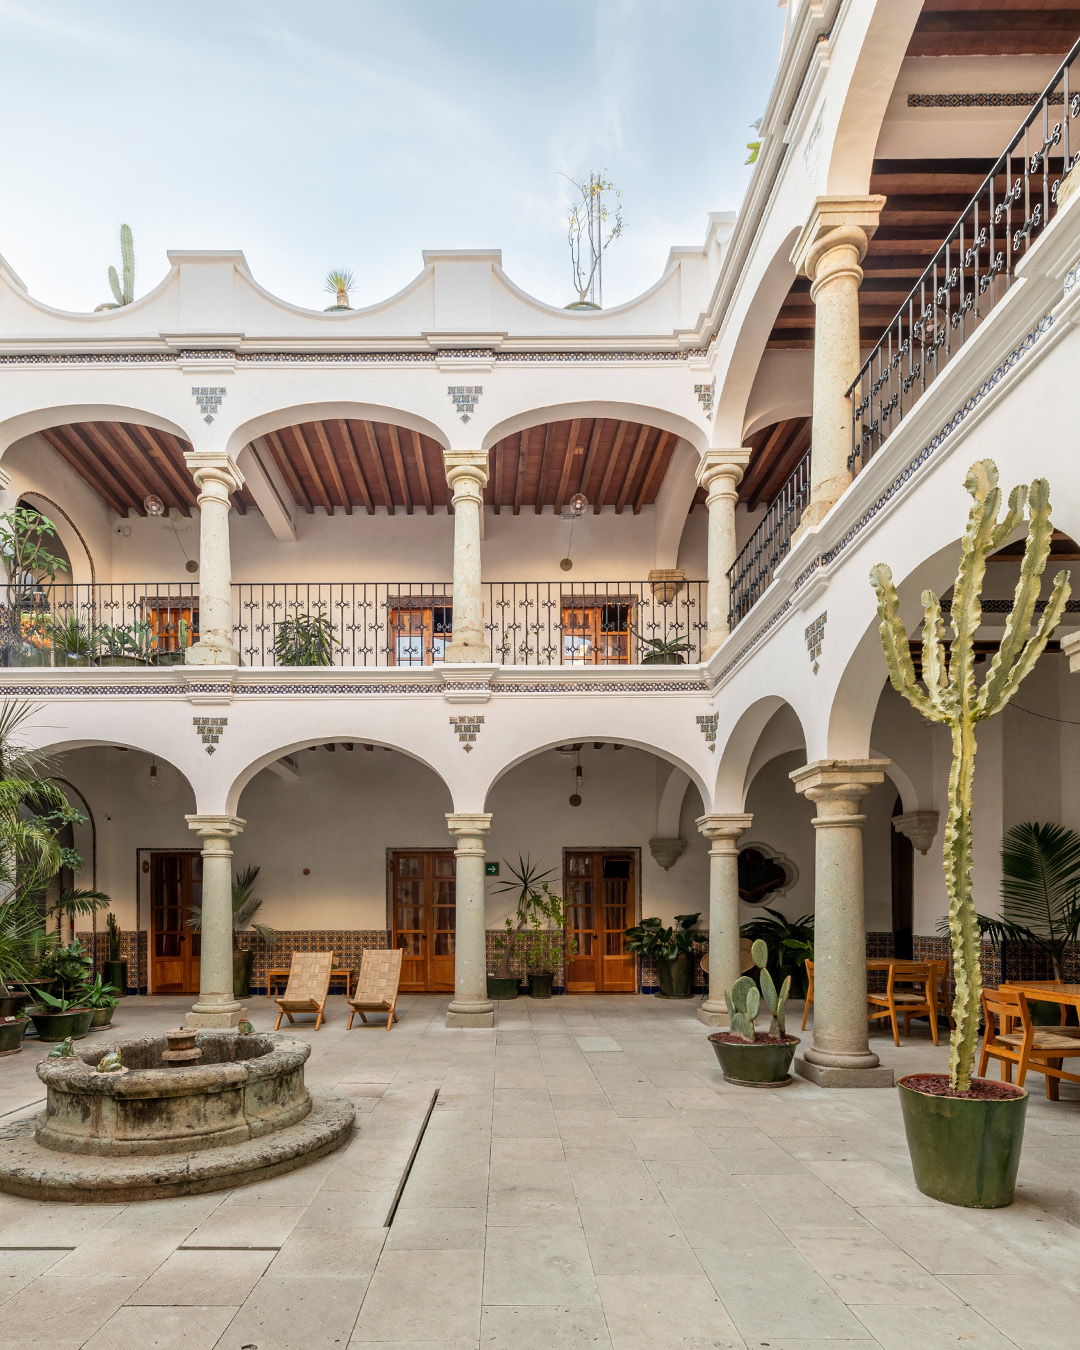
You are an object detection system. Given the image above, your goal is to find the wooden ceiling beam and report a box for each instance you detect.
[513,428,527,516]
[310,420,352,515]
[615,424,651,514]
[535,422,555,514]
[409,429,433,514]
[292,424,335,515]
[266,429,313,514]
[39,427,129,515]
[361,421,395,515]
[595,420,629,512]
[81,422,157,507]
[118,424,196,515]
[554,418,580,516]
[754,422,812,508]
[493,440,503,515]
[337,420,375,515]
[741,420,792,504]
[578,417,603,500]
[633,429,670,514]
[386,424,413,514]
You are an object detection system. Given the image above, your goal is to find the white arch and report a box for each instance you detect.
[480,401,709,457]
[656,767,692,838]
[714,695,810,812]
[0,405,193,458]
[223,402,452,462]
[34,737,198,802]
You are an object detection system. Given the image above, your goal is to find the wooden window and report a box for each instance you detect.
[143,599,198,655]
[388,602,452,666]
[391,850,457,990]
[564,850,637,992]
[561,601,634,665]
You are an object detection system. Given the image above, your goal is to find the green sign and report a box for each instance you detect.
[485,862,500,876]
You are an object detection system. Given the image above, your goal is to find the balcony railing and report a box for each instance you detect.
[727,447,812,628]
[848,35,1080,472]
[0,580,706,669]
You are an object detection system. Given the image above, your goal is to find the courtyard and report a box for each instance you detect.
[2,996,1079,1350]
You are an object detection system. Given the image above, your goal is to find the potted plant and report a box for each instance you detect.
[104,913,127,995]
[187,864,277,997]
[324,268,355,311]
[49,612,99,665]
[273,613,340,666]
[489,856,558,999]
[0,506,69,620]
[708,938,797,1086]
[521,888,575,998]
[27,986,94,1041]
[98,621,154,666]
[631,629,692,665]
[872,460,1070,1207]
[740,908,815,998]
[624,913,703,997]
[39,939,92,998]
[84,973,120,1028]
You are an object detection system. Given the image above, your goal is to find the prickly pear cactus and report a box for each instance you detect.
[725,938,791,1042]
[871,460,1070,1091]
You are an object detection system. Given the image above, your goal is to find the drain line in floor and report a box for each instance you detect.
[383,1088,439,1228]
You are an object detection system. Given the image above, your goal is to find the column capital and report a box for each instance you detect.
[696,449,750,499]
[184,450,245,499]
[444,450,489,500]
[696,812,753,846]
[186,813,246,842]
[892,809,940,855]
[790,195,886,281]
[790,759,889,818]
[446,811,492,840]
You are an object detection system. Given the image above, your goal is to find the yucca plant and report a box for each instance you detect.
[324,268,354,310]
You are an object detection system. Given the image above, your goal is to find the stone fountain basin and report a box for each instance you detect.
[35,1032,311,1158]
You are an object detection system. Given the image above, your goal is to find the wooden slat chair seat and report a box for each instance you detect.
[273,951,334,1031]
[867,961,938,1047]
[980,986,1080,1100]
[347,948,403,1031]
[801,959,815,1030]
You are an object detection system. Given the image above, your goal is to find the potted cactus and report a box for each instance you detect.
[708,938,798,1086]
[871,461,1070,1208]
[103,913,127,996]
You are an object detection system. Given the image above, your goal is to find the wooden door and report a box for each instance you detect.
[391,850,457,991]
[561,602,634,665]
[564,851,637,992]
[151,852,202,994]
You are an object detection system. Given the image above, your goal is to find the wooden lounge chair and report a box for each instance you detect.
[801,959,814,1031]
[979,986,1080,1100]
[867,960,938,1047]
[346,948,403,1031]
[273,951,334,1030]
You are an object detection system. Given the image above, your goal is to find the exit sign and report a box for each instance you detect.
[485,862,500,876]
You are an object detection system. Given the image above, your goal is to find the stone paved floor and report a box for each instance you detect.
[2,993,1080,1349]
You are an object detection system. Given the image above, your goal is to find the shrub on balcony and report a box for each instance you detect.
[273,614,340,666]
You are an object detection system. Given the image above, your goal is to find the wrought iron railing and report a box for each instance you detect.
[727,448,812,627]
[0,582,199,667]
[849,35,1080,471]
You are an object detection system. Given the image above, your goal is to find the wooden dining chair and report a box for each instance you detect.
[801,959,814,1031]
[980,986,1080,1100]
[346,948,403,1031]
[273,951,334,1030]
[867,961,938,1047]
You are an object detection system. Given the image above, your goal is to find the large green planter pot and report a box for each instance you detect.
[89,1007,114,1029]
[709,1034,800,1087]
[641,653,687,665]
[233,948,255,999]
[0,1018,29,1056]
[528,972,554,999]
[486,976,520,1000]
[27,1006,94,1042]
[897,1074,1029,1208]
[656,951,693,998]
[103,961,127,996]
[0,993,28,1019]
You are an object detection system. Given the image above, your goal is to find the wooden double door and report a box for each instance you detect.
[564,850,637,992]
[150,851,202,994]
[391,850,457,992]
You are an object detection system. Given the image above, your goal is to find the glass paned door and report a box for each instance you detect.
[391,850,457,991]
[389,606,453,666]
[150,852,202,994]
[564,851,636,992]
[561,603,634,665]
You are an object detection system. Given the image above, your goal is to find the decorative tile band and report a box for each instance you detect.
[907,92,1065,109]
[0,348,708,368]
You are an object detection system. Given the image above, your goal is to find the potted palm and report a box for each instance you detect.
[104,913,127,995]
[489,857,558,999]
[708,938,797,1086]
[187,864,277,997]
[624,913,703,997]
[872,461,1070,1207]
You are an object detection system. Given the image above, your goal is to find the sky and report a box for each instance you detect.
[0,0,789,315]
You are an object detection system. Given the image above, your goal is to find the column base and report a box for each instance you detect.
[185,1001,244,1029]
[186,641,241,666]
[442,641,487,663]
[696,1001,730,1028]
[794,1056,895,1088]
[446,1006,495,1028]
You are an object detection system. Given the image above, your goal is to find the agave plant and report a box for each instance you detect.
[324,268,354,310]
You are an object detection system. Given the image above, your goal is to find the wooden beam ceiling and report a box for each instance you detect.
[913,2,1080,57]
[692,416,812,513]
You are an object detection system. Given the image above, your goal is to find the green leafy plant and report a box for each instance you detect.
[99,621,156,663]
[106,912,121,963]
[0,507,69,613]
[48,889,111,932]
[624,913,703,963]
[32,986,90,1013]
[745,117,764,165]
[273,613,340,666]
[84,973,120,1011]
[324,268,355,310]
[740,908,814,995]
[188,864,278,948]
[39,940,91,996]
[726,938,790,1042]
[95,223,135,310]
[49,612,99,661]
[872,460,1071,1091]
[629,627,692,665]
[491,856,559,978]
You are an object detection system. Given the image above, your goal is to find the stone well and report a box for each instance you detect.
[0,1031,354,1203]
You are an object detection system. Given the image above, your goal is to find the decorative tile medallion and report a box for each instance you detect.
[192,385,226,424]
[696,712,719,751]
[193,715,227,754]
[448,386,482,423]
[450,714,484,750]
[694,380,715,419]
[805,611,827,674]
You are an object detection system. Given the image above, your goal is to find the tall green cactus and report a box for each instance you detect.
[98,223,135,309]
[725,937,791,1042]
[871,461,1070,1091]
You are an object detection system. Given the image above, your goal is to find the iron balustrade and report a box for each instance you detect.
[727,447,812,628]
[848,36,1080,472]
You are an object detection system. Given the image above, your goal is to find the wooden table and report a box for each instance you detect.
[266,966,355,998]
[1001,982,1080,1096]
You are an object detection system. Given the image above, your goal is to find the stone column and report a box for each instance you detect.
[697,813,753,1026]
[696,450,751,658]
[183,451,244,665]
[446,812,494,1027]
[443,451,489,663]
[790,759,894,1087]
[790,196,885,530]
[184,813,245,1029]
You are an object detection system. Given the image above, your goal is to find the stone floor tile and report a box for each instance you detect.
[852,1303,1020,1349]
[270,1224,387,1276]
[129,1247,276,1306]
[385,1207,486,1250]
[220,1274,368,1350]
[564,1148,664,1206]
[738,1172,869,1228]
[786,1227,963,1307]
[596,1267,743,1348]
[939,1272,1080,1350]
[665,1185,791,1251]
[717,1145,810,1174]
[644,1154,733,1188]
[182,1202,306,1248]
[81,1304,236,1350]
[579,1202,694,1273]
[0,1274,143,1350]
[101,1195,228,1230]
[0,1202,127,1246]
[696,1248,868,1340]
[804,1159,928,1207]
[350,1342,478,1350]
[0,1246,69,1304]
[51,1225,191,1279]
[353,1249,483,1342]
[484,1228,599,1305]
[480,1302,612,1348]
[860,1204,1033,1274]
